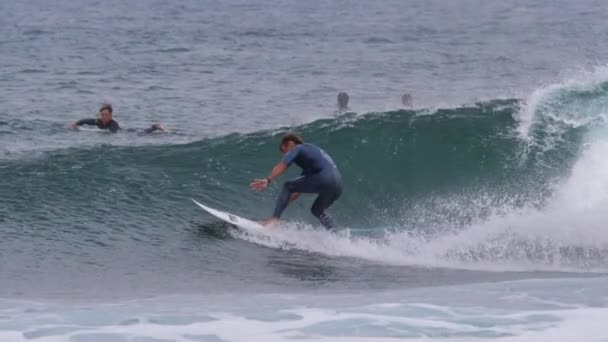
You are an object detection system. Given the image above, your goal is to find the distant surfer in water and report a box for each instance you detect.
[250,133,343,229]
[69,104,164,133]
[402,93,413,109]
[336,92,350,115]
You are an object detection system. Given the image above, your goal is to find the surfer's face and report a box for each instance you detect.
[280,142,295,154]
[100,109,112,124]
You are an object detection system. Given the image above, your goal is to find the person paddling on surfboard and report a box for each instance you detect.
[250,133,343,229]
[69,103,164,133]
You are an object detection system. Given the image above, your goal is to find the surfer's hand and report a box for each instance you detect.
[69,123,77,129]
[250,178,269,191]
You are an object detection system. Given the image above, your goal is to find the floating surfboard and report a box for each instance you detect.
[77,126,109,133]
[191,199,267,234]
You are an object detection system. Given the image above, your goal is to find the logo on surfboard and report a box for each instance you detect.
[228,214,239,223]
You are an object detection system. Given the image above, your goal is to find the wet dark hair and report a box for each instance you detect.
[337,92,349,109]
[280,133,303,150]
[402,93,413,106]
[99,104,113,113]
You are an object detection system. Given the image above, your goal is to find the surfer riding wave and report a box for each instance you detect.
[250,133,343,229]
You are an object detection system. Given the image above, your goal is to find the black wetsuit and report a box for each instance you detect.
[75,118,120,133]
[75,119,162,133]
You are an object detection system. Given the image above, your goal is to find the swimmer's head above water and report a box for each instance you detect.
[337,92,349,111]
[99,104,113,125]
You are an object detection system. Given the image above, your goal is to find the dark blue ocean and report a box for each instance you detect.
[2,1,608,341]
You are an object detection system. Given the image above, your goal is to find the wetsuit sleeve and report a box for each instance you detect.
[108,121,120,133]
[281,145,302,166]
[143,125,160,134]
[75,119,97,126]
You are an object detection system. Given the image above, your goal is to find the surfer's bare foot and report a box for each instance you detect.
[260,218,279,227]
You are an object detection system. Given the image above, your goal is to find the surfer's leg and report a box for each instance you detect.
[272,175,322,218]
[311,172,343,229]
[311,190,341,229]
[272,184,293,218]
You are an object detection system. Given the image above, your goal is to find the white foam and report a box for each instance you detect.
[3,278,608,342]
[231,165,608,273]
[517,65,608,139]
[231,150,608,273]
[225,67,608,273]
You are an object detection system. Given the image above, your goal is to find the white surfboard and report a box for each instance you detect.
[77,126,109,133]
[191,199,267,234]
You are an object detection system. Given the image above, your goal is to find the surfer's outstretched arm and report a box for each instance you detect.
[250,162,288,191]
[69,118,97,128]
[251,141,304,192]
